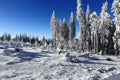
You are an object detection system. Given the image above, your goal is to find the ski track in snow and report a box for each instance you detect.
[0,46,120,80]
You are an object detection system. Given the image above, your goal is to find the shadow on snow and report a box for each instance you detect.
[68,54,116,65]
[4,49,50,65]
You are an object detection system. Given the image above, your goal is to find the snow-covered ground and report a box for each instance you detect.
[0,44,120,80]
[104,74,120,80]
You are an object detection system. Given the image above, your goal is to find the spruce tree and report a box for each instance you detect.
[50,11,58,48]
[90,12,100,54]
[69,12,76,49]
[112,0,120,55]
[100,1,115,55]
[76,0,87,52]
[86,5,91,51]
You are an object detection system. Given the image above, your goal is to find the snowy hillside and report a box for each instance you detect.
[0,44,120,80]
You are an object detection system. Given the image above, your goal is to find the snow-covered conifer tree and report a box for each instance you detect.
[112,0,120,55]
[50,11,58,48]
[7,34,11,42]
[100,1,115,54]
[86,5,90,23]
[99,1,108,54]
[90,12,100,54]
[58,18,69,50]
[62,18,69,43]
[69,12,76,49]
[15,35,20,42]
[59,19,63,42]
[86,5,91,51]
[56,19,63,44]
[3,33,8,42]
[76,0,87,52]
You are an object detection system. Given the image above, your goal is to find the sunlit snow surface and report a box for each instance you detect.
[0,44,120,80]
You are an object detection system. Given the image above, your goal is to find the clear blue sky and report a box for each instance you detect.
[0,0,113,39]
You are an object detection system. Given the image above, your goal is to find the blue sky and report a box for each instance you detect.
[0,0,113,39]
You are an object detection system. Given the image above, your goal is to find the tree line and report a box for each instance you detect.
[0,33,53,47]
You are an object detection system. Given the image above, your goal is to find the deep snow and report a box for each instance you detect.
[0,44,120,80]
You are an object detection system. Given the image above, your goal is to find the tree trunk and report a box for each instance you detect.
[95,32,98,54]
[116,38,118,56]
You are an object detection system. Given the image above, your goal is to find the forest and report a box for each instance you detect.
[50,0,120,56]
